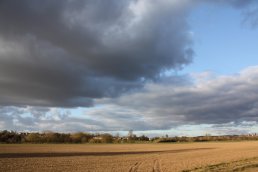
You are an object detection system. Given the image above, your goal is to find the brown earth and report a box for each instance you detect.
[1,141,258,171]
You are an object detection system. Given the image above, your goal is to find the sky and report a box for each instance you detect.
[0,0,258,136]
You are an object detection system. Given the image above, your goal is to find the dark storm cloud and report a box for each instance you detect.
[0,0,194,107]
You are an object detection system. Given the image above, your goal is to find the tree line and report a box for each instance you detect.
[156,134,258,143]
[0,130,149,144]
[1,130,258,144]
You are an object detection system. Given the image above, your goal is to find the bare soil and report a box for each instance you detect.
[1,142,258,171]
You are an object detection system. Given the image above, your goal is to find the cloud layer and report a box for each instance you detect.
[0,0,257,107]
[0,0,194,107]
[1,66,258,133]
[1,0,258,134]
[88,66,258,130]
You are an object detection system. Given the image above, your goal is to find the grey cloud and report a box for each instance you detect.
[1,67,258,132]
[0,0,194,107]
[0,0,257,108]
[0,106,105,132]
[1,0,258,133]
[88,66,258,130]
[208,122,256,135]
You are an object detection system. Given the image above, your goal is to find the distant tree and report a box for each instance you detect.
[25,133,41,143]
[101,133,113,143]
[70,132,93,143]
[138,135,149,141]
[0,130,21,143]
[43,132,58,143]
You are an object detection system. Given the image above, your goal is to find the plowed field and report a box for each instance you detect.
[1,142,258,171]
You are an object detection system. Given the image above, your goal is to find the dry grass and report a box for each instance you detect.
[1,141,258,171]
